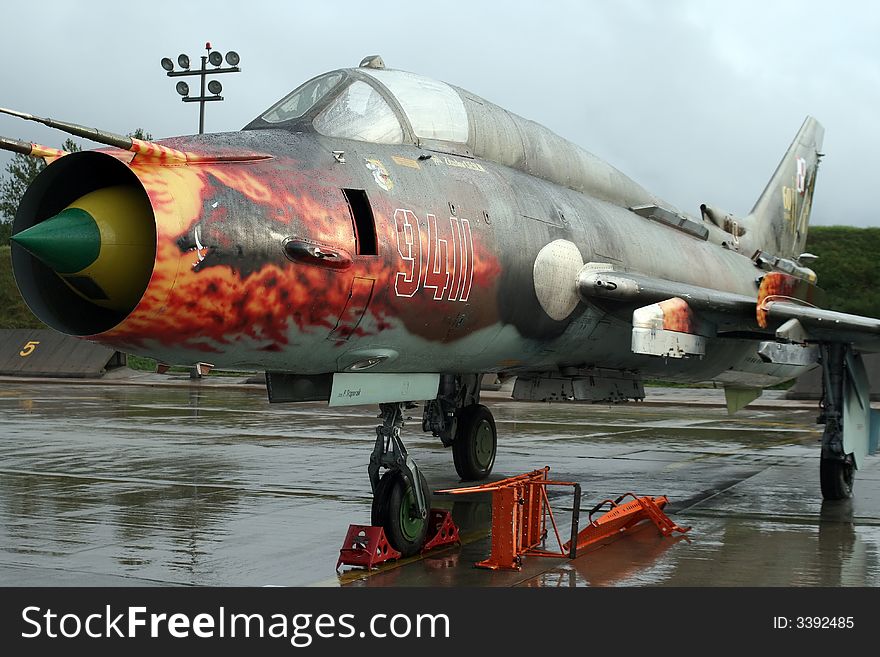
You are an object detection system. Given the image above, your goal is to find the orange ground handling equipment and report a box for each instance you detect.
[564,493,690,555]
[439,467,690,571]
[438,467,582,570]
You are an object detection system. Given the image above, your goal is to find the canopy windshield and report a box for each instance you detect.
[259,72,344,124]
[313,80,403,144]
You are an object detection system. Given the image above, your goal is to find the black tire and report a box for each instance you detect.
[453,404,497,481]
[820,454,855,500]
[371,470,430,557]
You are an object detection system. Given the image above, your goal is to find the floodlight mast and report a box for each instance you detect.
[160,42,241,134]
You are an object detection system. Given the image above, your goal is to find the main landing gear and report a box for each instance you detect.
[367,374,499,555]
[818,344,857,500]
[423,374,498,481]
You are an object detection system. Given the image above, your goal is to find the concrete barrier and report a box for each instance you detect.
[0,329,123,378]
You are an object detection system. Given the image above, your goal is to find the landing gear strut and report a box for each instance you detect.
[368,402,429,556]
[818,343,857,500]
[423,374,498,481]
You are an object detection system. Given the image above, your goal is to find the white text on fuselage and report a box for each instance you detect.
[394,208,474,302]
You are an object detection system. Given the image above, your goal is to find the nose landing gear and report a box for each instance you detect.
[368,402,430,557]
[366,373,501,555]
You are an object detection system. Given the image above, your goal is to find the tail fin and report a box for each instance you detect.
[741,116,824,259]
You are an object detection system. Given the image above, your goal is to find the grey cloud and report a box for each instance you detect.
[1,0,876,226]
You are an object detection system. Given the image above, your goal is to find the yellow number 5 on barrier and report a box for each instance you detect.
[19,341,40,357]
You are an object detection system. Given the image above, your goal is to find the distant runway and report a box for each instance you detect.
[0,379,878,586]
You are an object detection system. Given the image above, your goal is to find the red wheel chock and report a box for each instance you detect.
[336,509,461,570]
[336,525,401,571]
[421,509,460,553]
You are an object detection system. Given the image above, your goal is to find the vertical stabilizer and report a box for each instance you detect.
[742,117,824,259]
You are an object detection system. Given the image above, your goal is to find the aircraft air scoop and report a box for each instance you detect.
[11,185,155,312]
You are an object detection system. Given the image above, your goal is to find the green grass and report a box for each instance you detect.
[126,354,158,371]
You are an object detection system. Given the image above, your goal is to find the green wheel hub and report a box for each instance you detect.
[398,483,426,543]
[453,404,497,481]
[473,420,494,468]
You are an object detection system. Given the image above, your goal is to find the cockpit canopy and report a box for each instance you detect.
[250,69,469,146]
[245,60,663,213]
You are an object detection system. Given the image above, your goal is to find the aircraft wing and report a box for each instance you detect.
[578,268,880,356]
[577,269,757,331]
[761,301,880,353]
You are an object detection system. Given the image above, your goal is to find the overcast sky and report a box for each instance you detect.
[1,0,877,227]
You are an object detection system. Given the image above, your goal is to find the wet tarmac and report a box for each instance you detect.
[1,378,878,587]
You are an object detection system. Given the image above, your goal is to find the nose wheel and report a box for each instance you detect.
[371,470,431,557]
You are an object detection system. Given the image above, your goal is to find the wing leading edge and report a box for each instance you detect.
[579,266,880,354]
[760,301,880,354]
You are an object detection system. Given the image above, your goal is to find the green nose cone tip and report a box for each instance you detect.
[11,208,101,274]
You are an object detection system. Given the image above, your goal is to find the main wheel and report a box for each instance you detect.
[371,470,430,557]
[453,404,497,481]
[820,454,855,500]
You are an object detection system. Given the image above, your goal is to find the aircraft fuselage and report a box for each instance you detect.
[14,128,799,387]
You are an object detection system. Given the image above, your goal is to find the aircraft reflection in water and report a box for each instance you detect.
[3,54,878,556]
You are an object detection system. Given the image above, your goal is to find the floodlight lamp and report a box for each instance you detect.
[225,51,240,66]
[160,57,174,72]
[208,80,222,95]
[177,54,190,69]
[176,81,190,97]
[208,51,222,66]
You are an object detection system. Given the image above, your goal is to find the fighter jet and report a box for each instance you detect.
[3,55,878,556]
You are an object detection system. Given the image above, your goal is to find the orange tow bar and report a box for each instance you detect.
[439,467,690,571]
[565,492,690,555]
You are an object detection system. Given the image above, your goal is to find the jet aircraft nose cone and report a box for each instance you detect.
[11,207,101,274]
[11,185,156,313]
